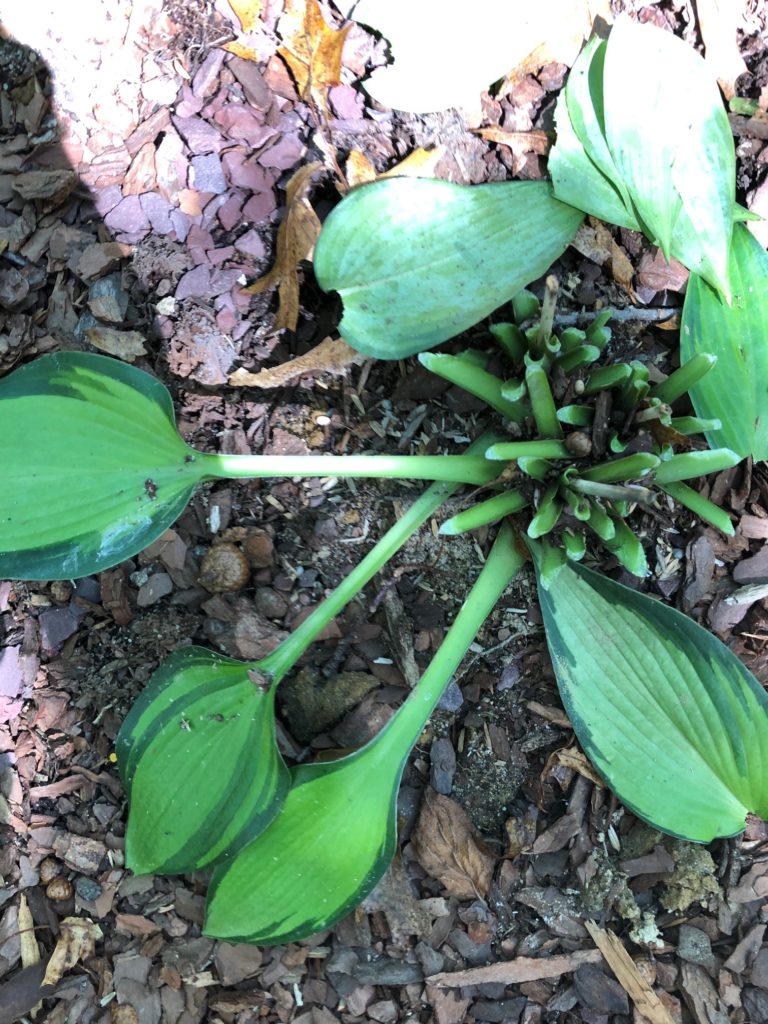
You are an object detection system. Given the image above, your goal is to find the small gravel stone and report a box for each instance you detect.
[75,876,102,901]
[437,681,463,712]
[190,154,227,195]
[678,924,716,970]
[136,573,173,608]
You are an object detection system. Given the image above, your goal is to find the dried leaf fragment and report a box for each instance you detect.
[227,0,261,34]
[411,788,494,899]
[572,219,636,300]
[241,161,323,331]
[43,917,103,987]
[85,326,147,362]
[229,336,364,387]
[278,0,351,108]
[344,146,446,191]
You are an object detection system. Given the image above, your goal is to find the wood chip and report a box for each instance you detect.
[428,948,602,987]
[584,921,678,1024]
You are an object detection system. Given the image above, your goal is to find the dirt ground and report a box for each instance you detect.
[2,1,768,1022]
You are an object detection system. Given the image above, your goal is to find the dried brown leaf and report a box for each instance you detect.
[572,220,636,300]
[475,127,551,155]
[43,917,103,987]
[585,921,677,1024]
[411,789,495,900]
[345,150,378,188]
[551,745,605,786]
[85,326,147,362]
[229,336,364,387]
[344,146,446,193]
[241,161,323,331]
[278,0,351,107]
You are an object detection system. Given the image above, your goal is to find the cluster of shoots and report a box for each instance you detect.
[421,276,738,584]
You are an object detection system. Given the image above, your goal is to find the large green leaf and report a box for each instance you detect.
[558,35,639,228]
[313,178,583,359]
[116,648,288,874]
[0,352,208,580]
[205,746,400,944]
[601,17,734,293]
[205,523,526,945]
[534,555,768,841]
[681,223,768,460]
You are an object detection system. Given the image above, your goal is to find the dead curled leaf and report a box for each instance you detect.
[411,788,495,900]
[571,219,636,300]
[229,336,365,387]
[278,0,351,107]
[43,917,103,987]
[344,146,447,191]
[241,161,323,331]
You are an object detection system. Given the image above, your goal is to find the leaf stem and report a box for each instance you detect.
[256,452,489,683]
[418,352,527,423]
[205,452,500,486]
[377,522,526,754]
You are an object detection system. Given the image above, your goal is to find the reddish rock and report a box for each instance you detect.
[175,265,213,301]
[221,151,278,191]
[217,191,246,231]
[191,49,226,99]
[139,192,174,234]
[234,228,266,259]
[242,191,276,225]
[172,114,225,154]
[215,105,275,146]
[104,195,150,236]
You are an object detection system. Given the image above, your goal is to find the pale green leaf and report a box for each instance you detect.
[563,35,637,221]
[681,223,768,460]
[116,648,289,874]
[548,85,639,230]
[205,747,399,944]
[602,17,734,291]
[533,554,768,841]
[313,178,583,359]
[0,352,208,580]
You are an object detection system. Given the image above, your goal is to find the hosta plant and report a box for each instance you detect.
[2,284,767,944]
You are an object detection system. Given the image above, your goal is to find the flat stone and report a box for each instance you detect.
[233,228,266,259]
[678,924,716,971]
[242,190,275,225]
[190,153,227,194]
[573,964,629,1016]
[228,56,272,110]
[175,265,213,301]
[430,737,456,795]
[259,133,305,169]
[139,192,174,235]
[88,273,129,323]
[214,105,275,145]
[217,191,246,231]
[734,544,768,584]
[221,150,278,191]
[104,195,150,236]
[172,115,225,154]
[136,573,173,608]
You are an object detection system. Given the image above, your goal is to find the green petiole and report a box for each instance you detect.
[417,352,526,423]
[439,489,528,535]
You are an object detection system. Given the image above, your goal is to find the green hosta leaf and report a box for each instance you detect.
[533,555,768,841]
[205,739,402,945]
[0,352,209,580]
[116,648,288,875]
[601,17,734,293]
[313,178,583,359]
[561,35,638,226]
[681,224,768,460]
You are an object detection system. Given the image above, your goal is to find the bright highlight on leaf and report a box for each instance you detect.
[681,223,768,460]
[551,17,735,297]
[532,553,768,842]
[313,177,583,359]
